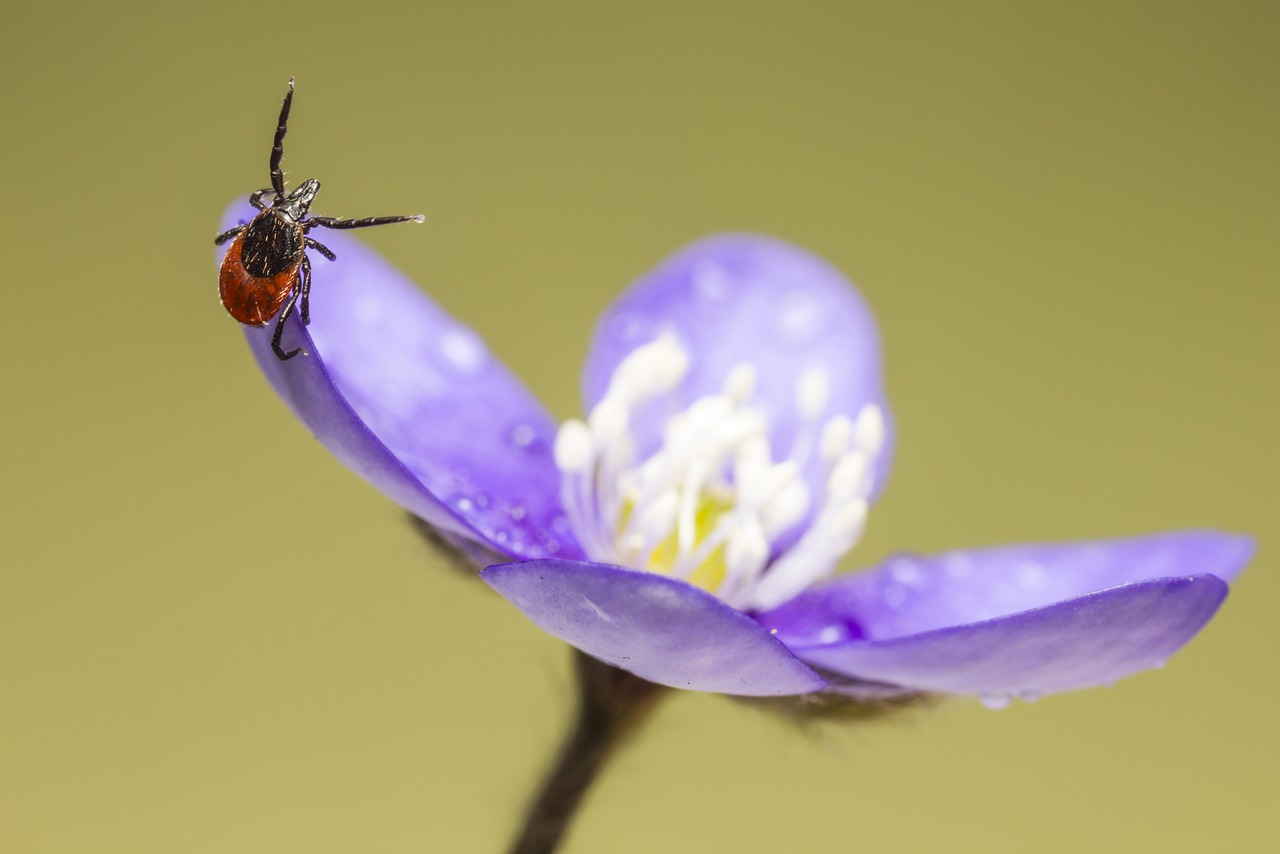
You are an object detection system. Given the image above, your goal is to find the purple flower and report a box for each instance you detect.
[219,202,1251,706]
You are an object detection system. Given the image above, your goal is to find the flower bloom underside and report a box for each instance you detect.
[220,200,1251,705]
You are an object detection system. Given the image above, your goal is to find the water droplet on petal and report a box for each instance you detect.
[980,693,1013,710]
[509,423,537,449]
[693,260,728,301]
[455,497,474,513]
[440,328,487,372]
[890,559,923,586]
[775,291,831,345]
[1018,689,1043,704]
[818,626,844,644]
[1016,561,1047,589]
[608,312,644,343]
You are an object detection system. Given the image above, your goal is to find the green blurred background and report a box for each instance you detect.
[2,1,1276,851]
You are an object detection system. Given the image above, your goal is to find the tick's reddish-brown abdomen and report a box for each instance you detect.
[218,231,302,326]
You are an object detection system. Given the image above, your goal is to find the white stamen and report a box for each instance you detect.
[827,451,870,502]
[587,394,629,446]
[820,415,854,464]
[724,517,770,588]
[853,404,886,457]
[553,336,885,613]
[554,419,594,474]
[676,460,708,563]
[629,488,678,562]
[796,367,831,421]
[612,332,689,399]
[724,363,757,403]
[762,478,809,539]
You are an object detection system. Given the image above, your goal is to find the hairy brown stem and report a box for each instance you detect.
[509,652,669,854]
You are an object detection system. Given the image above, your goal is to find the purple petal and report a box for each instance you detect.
[217,202,579,562]
[757,531,1251,696]
[582,234,894,500]
[482,559,828,696]
[786,576,1229,697]
[760,531,1252,646]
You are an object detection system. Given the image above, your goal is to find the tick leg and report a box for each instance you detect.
[269,78,295,202]
[271,288,304,361]
[299,255,312,325]
[307,214,425,231]
[305,237,336,261]
[214,224,245,245]
[249,188,275,210]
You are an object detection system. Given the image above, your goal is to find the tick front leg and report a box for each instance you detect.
[249,188,276,210]
[299,255,312,325]
[305,237,336,261]
[271,289,304,361]
[307,214,424,231]
[214,224,246,245]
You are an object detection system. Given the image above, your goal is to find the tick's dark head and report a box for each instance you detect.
[278,178,321,221]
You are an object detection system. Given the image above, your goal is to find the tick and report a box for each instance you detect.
[215,78,423,360]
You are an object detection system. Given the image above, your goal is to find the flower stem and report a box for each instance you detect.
[509,651,669,854]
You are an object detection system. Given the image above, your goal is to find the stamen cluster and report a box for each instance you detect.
[554,334,885,610]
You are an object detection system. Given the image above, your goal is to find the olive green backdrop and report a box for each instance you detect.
[2,1,1276,852]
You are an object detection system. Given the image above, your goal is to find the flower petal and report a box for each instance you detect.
[783,575,1229,697]
[218,202,579,562]
[759,531,1252,646]
[582,234,894,500]
[481,559,828,696]
[756,531,1251,697]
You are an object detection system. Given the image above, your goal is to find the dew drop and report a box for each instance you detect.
[890,559,923,586]
[507,504,528,521]
[608,312,644,343]
[775,291,830,345]
[475,492,491,509]
[1018,689,1043,704]
[509,423,537,449]
[693,260,728,301]
[818,626,844,644]
[455,497,474,513]
[1152,658,1168,670]
[440,328,486,372]
[980,693,1012,710]
[1015,561,1047,589]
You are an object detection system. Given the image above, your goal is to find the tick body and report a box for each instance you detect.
[215,78,423,360]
